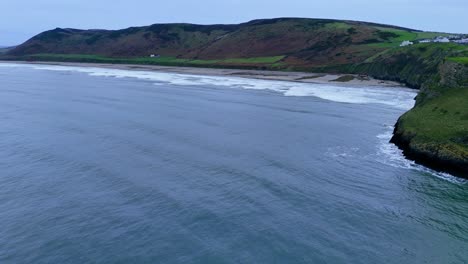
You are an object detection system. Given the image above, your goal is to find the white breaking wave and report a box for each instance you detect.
[376,127,467,184]
[0,63,417,110]
[326,146,360,158]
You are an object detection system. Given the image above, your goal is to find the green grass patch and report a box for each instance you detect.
[399,88,468,150]
[26,54,218,67]
[447,57,468,65]
[222,56,285,64]
[323,22,352,30]
[363,49,392,63]
[364,42,400,48]
[32,53,111,60]
[366,28,452,48]
[23,54,286,68]
[415,32,451,40]
[374,27,417,40]
[364,43,467,62]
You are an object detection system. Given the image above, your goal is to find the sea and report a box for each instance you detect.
[1,63,467,263]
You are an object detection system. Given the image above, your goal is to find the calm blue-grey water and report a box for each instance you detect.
[1,63,467,264]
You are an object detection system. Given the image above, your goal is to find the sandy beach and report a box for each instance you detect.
[4,61,406,88]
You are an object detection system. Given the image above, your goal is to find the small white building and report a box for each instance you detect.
[434,37,450,43]
[400,40,414,47]
[454,38,468,44]
[448,35,462,40]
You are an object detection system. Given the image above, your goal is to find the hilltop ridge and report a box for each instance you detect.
[6,18,456,69]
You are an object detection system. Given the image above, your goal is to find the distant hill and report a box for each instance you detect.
[2,17,468,177]
[5,18,455,70]
[0,46,14,54]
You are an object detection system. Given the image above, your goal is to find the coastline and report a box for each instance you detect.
[3,60,465,179]
[10,60,466,178]
[1,60,405,88]
[391,120,468,178]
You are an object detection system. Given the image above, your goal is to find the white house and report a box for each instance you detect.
[434,37,450,43]
[400,40,414,47]
[454,38,468,44]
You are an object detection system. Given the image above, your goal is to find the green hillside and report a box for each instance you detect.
[3,18,453,69]
[0,46,13,54]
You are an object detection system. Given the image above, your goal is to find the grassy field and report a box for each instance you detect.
[222,56,285,64]
[366,28,452,48]
[25,54,286,68]
[2,53,288,69]
[416,31,451,40]
[323,22,352,30]
[447,57,468,65]
[398,88,468,154]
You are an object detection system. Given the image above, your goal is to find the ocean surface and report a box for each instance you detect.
[1,63,467,263]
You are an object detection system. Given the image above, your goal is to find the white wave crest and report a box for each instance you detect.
[376,127,467,184]
[0,63,417,110]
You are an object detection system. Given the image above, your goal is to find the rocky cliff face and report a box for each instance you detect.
[390,61,468,178]
[391,118,468,177]
[344,44,468,178]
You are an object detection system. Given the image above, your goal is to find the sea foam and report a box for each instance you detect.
[376,127,467,184]
[0,63,417,110]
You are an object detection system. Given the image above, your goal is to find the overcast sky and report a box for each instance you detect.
[1,0,466,46]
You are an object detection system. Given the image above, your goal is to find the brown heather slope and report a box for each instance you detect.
[7,18,421,69]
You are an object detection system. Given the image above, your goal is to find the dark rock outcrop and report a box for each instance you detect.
[391,119,468,178]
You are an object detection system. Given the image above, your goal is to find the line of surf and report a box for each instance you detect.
[376,127,466,184]
[0,62,417,110]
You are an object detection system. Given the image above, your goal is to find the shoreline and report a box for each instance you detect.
[4,60,464,179]
[391,122,468,178]
[1,60,406,88]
